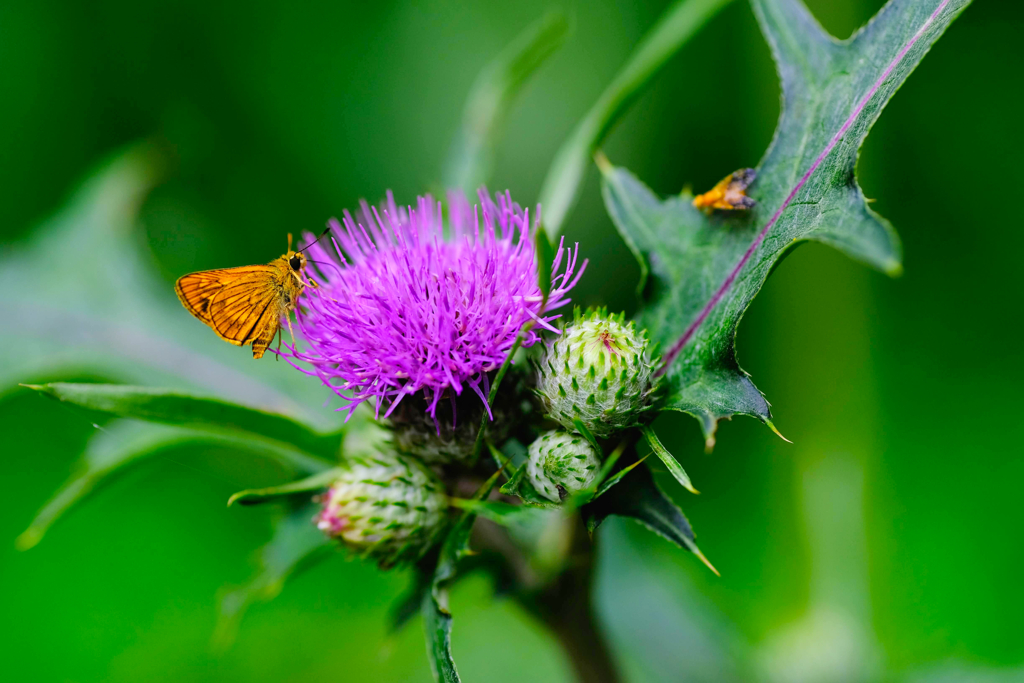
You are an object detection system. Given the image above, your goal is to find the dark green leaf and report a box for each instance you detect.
[212,502,333,651]
[444,11,570,193]
[585,456,717,574]
[422,588,459,683]
[227,468,342,507]
[640,424,698,494]
[603,0,969,441]
[16,420,327,550]
[23,382,341,461]
[540,0,735,237]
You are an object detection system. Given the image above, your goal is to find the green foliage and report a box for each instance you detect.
[499,463,559,508]
[227,469,342,507]
[3,1,983,680]
[640,424,698,494]
[24,382,341,461]
[212,502,333,651]
[540,0,736,237]
[422,469,503,683]
[592,454,648,499]
[16,380,340,628]
[585,455,717,575]
[444,11,570,193]
[450,498,553,528]
[15,419,331,551]
[603,0,969,441]
[0,142,348,447]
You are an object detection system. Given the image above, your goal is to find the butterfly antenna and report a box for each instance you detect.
[298,227,331,254]
[287,233,294,251]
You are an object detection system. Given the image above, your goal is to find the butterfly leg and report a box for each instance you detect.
[286,314,297,351]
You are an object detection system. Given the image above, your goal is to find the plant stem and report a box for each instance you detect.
[472,514,621,683]
[525,518,622,683]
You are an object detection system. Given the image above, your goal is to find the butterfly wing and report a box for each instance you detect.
[175,265,286,358]
[176,267,258,322]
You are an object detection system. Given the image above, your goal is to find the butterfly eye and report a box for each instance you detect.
[289,255,302,271]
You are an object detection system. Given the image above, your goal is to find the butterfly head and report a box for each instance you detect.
[286,227,330,274]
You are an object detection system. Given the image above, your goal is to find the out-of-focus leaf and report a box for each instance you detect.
[212,502,333,651]
[227,468,341,507]
[448,497,572,580]
[16,419,330,550]
[389,557,437,634]
[539,0,734,238]
[585,456,717,575]
[422,469,503,682]
[23,382,341,459]
[0,143,346,433]
[604,0,969,442]
[444,11,570,193]
[640,424,698,494]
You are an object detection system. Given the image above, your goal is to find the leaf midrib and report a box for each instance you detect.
[657,0,954,376]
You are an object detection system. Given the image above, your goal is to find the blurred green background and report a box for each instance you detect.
[2,0,1021,681]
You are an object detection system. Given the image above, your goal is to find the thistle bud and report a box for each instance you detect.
[315,450,447,567]
[526,430,602,502]
[535,308,657,437]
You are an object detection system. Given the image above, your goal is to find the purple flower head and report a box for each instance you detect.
[286,189,586,421]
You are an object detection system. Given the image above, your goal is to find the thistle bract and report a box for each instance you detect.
[287,189,584,422]
[536,309,657,436]
[526,430,602,502]
[315,450,447,567]
[388,382,523,465]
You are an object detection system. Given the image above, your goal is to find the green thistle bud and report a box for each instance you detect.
[315,450,447,567]
[535,308,657,436]
[526,430,602,502]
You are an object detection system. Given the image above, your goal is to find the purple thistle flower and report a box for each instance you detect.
[284,189,586,422]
